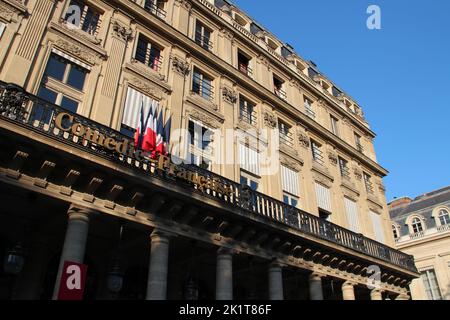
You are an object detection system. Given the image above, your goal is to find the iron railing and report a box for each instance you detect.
[0,82,417,273]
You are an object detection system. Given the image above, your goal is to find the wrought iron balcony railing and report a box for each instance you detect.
[0,82,417,273]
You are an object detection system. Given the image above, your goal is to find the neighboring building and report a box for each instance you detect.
[389,187,450,300]
[0,0,416,300]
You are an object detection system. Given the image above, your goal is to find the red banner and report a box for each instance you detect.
[57,261,88,300]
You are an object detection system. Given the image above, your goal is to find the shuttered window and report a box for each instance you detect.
[122,87,156,131]
[281,165,299,196]
[344,198,360,233]
[315,183,332,212]
[370,210,386,243]
[239,144,260,176]
[0,22,6,40]
[421,269,442,300]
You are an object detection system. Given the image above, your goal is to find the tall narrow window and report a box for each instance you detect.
[370,210,386,244]
[411,217,424,234]
[188,119,214,170]
[278,120,293,147]
[195,21,212,51]
[135,35,163,71]
[281,165,299,208]
[311,140,324,165]
[363,172,374,194]
[273,75,286,100]
[238,51,253,77]
[421,269,442,300]
[330,115,340,136]
[0,22,6,40]
[354,132,364,153]
[239,96,256,125]
[143,0,167,19]
[338,157,350,179]
[344,198,360,233]
[304,98,315,119]
[64,0,101,36]
[438,209,450,226]
[192,68,214,101]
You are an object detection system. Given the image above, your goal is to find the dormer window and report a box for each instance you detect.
[238,51,253,77]
[195,20,213,51]
[332,86,343,98]
[273,75,286,100]
[266,37,278,51]
[438,209,450,226]
[233,13,248,28]
[64,0,101,36]
[411,217,424,234]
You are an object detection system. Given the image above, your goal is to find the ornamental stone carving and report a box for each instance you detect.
[0,4,14,22]
[58,20,102,45]
[353,166,363,180]
[263,111,277,128]
[297,131,310,149]
[171,56,190,76]
[328,150,338,166]
[54,39,98,65]
[219,28,234,42]
[280,155,302,171]
[129,77,164,100]
[112,20,133,42]
[175,0,192,11]
[222,87,237,104]
[187,110,221,129]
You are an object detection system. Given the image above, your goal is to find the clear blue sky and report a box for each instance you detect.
[233,0,450,201]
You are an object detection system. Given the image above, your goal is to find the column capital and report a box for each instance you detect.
[151,228,176,241]
[67,204,95,221]
[309,272,326,281]
[342,280,356,288]
[217,247,234,256]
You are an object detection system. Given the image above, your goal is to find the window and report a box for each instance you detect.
[64,0,101,36]
[332,86,343,98]
[240,173,259,192]
[315,183,332,217]
[311,140,324,165]
[392,225,399,239]
[363,172,374,194]
[0,22,6,40]
[239,96,256,125]
[192,68,214,101]
[188,120,214,170]
[438,209,450,226]
[330,115,340,136]
[421,269,442,300]
[344,198,360,233]
[238,51,253,77]
[281,165,299,208]
[273,76,286,100]
[195,21,212,51]
[370,210,386,244]
[239,144,260,177]
[278,120,293,147]
[35,53,89,120]
[338,157,350,179]
[121,87,159,137]
[354,133,364,153]
[304,98,315,119]
[135,34,163,71]
[411,217,424,234]
[143,0,166,19]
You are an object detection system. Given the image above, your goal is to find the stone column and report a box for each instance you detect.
[52,205,92,300]
[146,229,172,300]
[216,248,233,300]
[268,261,284,300]
[342,281,356,300]
[370,289,383,300]
[309,273,324,300]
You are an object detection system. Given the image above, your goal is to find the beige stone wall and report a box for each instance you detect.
[397,235,450,300]
[0,0,393,245]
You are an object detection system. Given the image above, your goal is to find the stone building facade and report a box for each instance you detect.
[390,187,450,300]
[0,0,417,300]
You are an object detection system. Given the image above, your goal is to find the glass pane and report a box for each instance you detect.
[82,9,99,35]
[291,198,298,207]
[149,46,161,69]
[250,180,258,191]
[67,65,87,91]
[202,78,212,99]
[136,37,148,64]
[60,96,79,113]
[283,195,289,204]
[35,87,58,123]
[45,54,67,81]
[240,176,248,186]
[192,72,201,94]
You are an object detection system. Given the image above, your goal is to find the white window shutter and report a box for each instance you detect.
[122,87,155,129]
[370,210,386,244]
[314,183,332,212]
[281,165,299,196]
[344,198,360,233]
[239,144,260,176]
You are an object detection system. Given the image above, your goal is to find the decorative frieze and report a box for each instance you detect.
[280,154,303,172]
[187,109,222,129]
[54,39,98,65]
[58,19,102,45]
[222,86,237,104]
[129,77,165,100]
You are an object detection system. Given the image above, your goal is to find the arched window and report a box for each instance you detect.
[392,225,399,239]
[411,217,423,234]
[439,209,450,226]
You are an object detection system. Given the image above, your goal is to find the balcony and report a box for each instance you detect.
[396,224,450,244]
[0,82,417,274]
